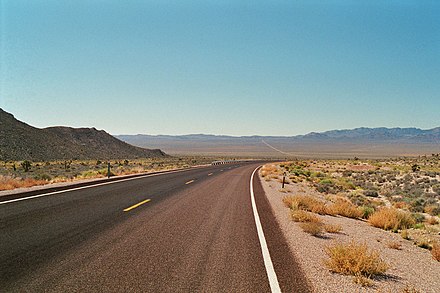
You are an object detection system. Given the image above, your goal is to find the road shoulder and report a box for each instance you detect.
[253,169,313,292]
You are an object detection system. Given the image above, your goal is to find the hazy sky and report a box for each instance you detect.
[1,0,439,136]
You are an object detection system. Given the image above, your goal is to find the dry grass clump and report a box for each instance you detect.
[290,210,322,223]
[299,222,324,236]
[324,223,342,233]
[432,242,440,261]
[387,241,402,250]
[324,240,389,284]
[368,207,415,231]
[401,229,410,240]
[283,195,328,214]
[426,216,439,225]
[416,239,431,249]
[328,199,363,218]
[0,175,47,191]
[260,165,279,178]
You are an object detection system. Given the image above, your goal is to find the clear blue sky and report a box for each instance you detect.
[1,0,439,136]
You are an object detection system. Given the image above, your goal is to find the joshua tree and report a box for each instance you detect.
[21,160,31,172]
[411,164,420,172]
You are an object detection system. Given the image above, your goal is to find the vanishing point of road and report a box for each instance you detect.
[0,162,312,292]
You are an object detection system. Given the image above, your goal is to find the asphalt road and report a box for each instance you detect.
[0,163,311,292]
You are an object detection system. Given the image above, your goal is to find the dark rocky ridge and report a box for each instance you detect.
[0,109,166,161]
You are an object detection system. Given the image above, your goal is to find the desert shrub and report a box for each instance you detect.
[413,223,425,229]
[324,223,342,233]
[33,173,52,181]
[424,204,440,216]
[290,210,321,223]
[364,190,379,197]
[432,242,440,262]
[401,229,410,240]
[324,240,389,280]
[412,213,425,223]
[410,198,426,213]
[416,239,431,249]
[300,222,324,236]
[338,178,356,190]
[316,179,340,194]
[432,184,440,195]
[329,199,363,219]
[368,207,415,231]
[360,206,375,219]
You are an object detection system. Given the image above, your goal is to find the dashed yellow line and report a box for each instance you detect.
[123,199,151,212]
[185,180,195,185]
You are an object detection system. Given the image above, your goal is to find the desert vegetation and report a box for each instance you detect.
[263,156,440,242]
[324,240,389,286]
[262,157,440,288]
[0,156,230,191]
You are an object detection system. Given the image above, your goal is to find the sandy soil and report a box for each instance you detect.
[259,171,440,293]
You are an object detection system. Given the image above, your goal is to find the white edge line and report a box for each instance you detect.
[250,166,282,293]
[0,168,192,205]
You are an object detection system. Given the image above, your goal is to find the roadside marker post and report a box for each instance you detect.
[282,172,286,189]
[107,162,111,178]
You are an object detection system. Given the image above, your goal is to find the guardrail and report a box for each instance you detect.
[211,160,247,165]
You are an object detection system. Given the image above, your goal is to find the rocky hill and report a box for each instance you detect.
[0,109,166,161]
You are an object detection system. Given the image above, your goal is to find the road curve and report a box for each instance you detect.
[0,163,311,292]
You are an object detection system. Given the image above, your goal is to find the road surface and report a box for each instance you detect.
[0,163,311,292]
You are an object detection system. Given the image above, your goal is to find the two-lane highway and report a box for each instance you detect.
[0,163,311,292]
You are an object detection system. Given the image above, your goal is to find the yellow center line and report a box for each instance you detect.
[123,199,151,212]
[208,173,213,176]
[185,180,195,185]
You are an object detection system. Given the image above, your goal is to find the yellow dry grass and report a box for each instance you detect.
[290,210,322,223]
[324,223,343,233]
[300,222,324,236]
[0,176,47,191]
[324,240,389,279]
[368,207,415,231]
[283,195,328,215]
[328,199,363,219]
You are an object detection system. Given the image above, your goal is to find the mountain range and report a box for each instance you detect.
[117,127,440,158]
[0,109,166,161]
[2,107,439,160]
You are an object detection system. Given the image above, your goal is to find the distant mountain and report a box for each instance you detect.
[117,127,440,158]
[299,127,440,141]
[0,109,166,161]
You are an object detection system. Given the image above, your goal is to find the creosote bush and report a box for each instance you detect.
[324,240,389,281]
[368,207,415,231]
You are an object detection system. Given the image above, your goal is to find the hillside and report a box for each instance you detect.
[0,109,166,161]
[117,127,440,158]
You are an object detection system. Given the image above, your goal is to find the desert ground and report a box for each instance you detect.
[259,156,440,292]
[0,156,241,191]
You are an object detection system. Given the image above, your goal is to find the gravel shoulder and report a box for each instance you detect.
[259,171,440,293]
